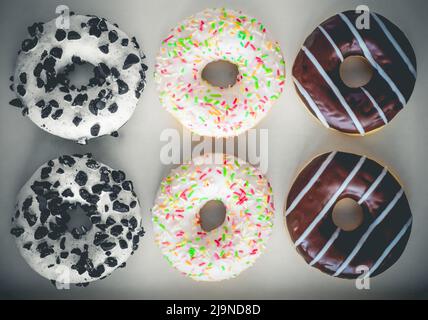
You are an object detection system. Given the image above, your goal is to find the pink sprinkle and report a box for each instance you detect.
[163,35,173,43]
[237,196,248,205]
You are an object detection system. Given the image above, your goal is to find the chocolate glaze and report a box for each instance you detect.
[286,152,412,279]
[292,11,417,134]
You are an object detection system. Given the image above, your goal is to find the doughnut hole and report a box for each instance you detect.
[339,55,374,88]
[332,198,364,232]
[201,60,239,88]
[58,60,97,90]
[66,62,94,88]
[199,200,227,232]
[66,204,93,236]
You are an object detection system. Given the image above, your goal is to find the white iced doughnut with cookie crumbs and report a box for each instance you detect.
[10,14,147,143]
[152,153,275,281]
[155,8,285,138]
[10,154,144,286]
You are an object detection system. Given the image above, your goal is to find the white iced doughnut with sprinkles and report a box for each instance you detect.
[155,8,285,138]
[152,154,274,281]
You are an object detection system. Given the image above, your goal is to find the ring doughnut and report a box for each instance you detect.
[10,153,144,286]
[152,153,274,281]
[10,13,147,143]
[155,8,285,138]
[292,10,417,135]
[285,151,412,278]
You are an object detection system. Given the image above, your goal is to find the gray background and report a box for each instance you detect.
[0,0,427,299]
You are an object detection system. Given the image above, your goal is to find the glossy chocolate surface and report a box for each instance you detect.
[286,152,412,279]
[292,11,417,134]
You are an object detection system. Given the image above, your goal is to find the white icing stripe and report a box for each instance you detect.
[372,13,417,79]
[318,26,344,61]
[358,167,388,205]
[360,87,388,125]
[293,76,330,128]
[317,25,388,126]
[333,188,404,277]
[286,151,336,216]
[339,13,406,106]
[309,227,341,266]
[367,217,412,278]
[294,156,366,247]
[302,46,365,135]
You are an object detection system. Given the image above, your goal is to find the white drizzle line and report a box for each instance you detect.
[339,13,406,106]
[360,87,388,124]
[293,76,330,128]
[318,25,388,127]
[294,156,366,247]
[333,188,404,277]
[310,167,388,267]
[366,217,412,278]
[309,227,341,266]
[302,46,365,135]
[286,152,336,216]
[318,26,344,61]
[372,13,417,79]
[358,167,388,205]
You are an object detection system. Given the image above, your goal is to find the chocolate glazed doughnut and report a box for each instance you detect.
[292,10,417,135]
[285,152,412,278]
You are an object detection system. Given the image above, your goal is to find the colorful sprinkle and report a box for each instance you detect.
[152,154,274,281]
[155,8,286,137]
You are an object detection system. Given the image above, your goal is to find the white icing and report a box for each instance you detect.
[155,8,285,137]
[152,153,274,281]
[13,15,146,142]
[11,154,143,284]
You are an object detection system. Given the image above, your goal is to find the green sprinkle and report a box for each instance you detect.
[189,247,196,258]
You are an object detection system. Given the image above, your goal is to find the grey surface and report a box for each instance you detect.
[0,0,427,300]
